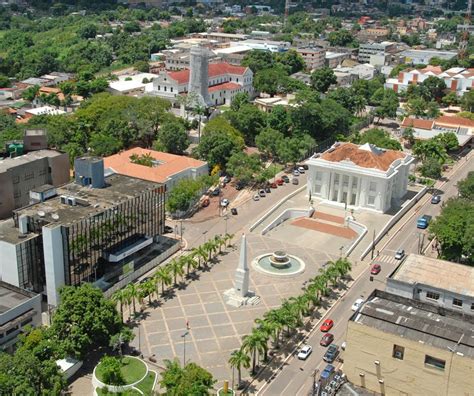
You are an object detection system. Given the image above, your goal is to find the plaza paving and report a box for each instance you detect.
[134,232,337,388]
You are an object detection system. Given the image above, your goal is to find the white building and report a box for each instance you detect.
[108,73,157,96]
[231,39,291,53]
[358,41,397,63]
[306,142,413,213]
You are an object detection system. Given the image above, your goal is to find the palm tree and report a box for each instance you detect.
[125,283,138,316]
[139,278,156,305]
[229,349,251,389]
[194,245,208,269]
[181,254,197,277]
[224,233,234,248]
[304,284,321,312]
[169,258,185,285]
[111,289,126,322]
[242,329,269,374]
[204,240,217,261]
[262,310,285,349]
[214,234,225,253]
[334,257,352,279]
[154,266,172,295]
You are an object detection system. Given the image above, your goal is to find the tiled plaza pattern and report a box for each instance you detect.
[137,233,336,386]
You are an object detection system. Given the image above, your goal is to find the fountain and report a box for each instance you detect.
[269,251,291,269]
[253,251,305,277]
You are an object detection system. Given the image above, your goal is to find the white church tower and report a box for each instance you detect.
[188,45,211,107]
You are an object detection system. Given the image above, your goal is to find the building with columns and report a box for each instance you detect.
[306,143,413,213]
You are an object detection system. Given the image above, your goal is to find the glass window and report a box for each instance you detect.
[314,184,321,194]
[393,345,404,360]
[426,291,440,300]
[425,355,445,370]
[369,181,377,192]
[453,298,463,307]
[315,172,322,181]
[368,195,375,206]
[471,302,474,310]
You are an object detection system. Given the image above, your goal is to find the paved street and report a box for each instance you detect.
[257,153,474,396]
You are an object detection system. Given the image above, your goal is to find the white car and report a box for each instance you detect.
[351,298,365,311]
[253,194,260,201]
[394,249,405,260]
[297,166,305,174]
[293,170,300,176]
[220,198,229,207]
[297,345,312,360]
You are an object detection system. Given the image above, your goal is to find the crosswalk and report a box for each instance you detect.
[373,254,401,265]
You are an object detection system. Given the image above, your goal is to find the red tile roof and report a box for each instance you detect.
[401,117,434,130]
[435,115,474,128]
[208,82,241,92]
[420,65,443,75]
[167,63,248,84]
[320,143,406,171]
[103,147,207,184]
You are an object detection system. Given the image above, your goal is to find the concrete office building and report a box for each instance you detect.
[345,290,474,396]
[0,157,167,306]
[387,254,474,314]
[0,149,70,220]
[306,142,413,213]
[358,41,397,63]
[296,47,326,71]
[0,281,42,352]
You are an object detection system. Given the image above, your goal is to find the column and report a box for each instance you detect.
[348,175,353,206]
[326,171,333,201]
[337,173,343,203]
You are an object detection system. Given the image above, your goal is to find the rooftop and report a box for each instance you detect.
[0,281,36,315]
[0,149,65,173]
[353,290,474,359]
[402,115,474,130]
[391,254,474,298]
[103,147,207,184]
[317,142,407,172]
[167,63,248,85]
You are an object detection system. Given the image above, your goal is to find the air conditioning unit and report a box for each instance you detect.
[67,197,77,206]
[60,195,68,204]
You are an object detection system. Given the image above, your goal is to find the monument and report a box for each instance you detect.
[187,45,211,107]
[223,234,258,307]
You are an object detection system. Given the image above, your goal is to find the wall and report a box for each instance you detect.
[0,171,14,219]
[0,240,20,286]
[344,321,474,396]
[261,207,314,235]
[42,225,65,306]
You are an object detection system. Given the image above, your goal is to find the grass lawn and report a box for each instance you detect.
[96,387,141,396]
[96,356,147,385]
[135,371,156,394]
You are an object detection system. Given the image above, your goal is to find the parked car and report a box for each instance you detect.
[220,198,229,207]
[370,263,381,275]
[265,187,271,193]
[163,225,173,234]
[351,298,364,311]
[320,364,335,380]
[320,333,334,347]
[394,249,405,260]
[212,188,220,196]
[235,182,244,190]
[282,175,290,183]
[320,319,334,332]
[276,178,284,186]
[201,198,210,207]
[323,344,339,363]
[231,208,238,215]
[431,195,441,204]
[292,178,299,185]
[253,194,260,201]
[223,175,231,183]
[341,341,347,351]
[293,170,300,176]
[297,345,312,360]
[259,189,266,197]
[297,166,305,173]
[270,182,277,189]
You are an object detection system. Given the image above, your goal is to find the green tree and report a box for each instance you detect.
[442,91,459,107]
[412,139,447,163]
[274,49,305,74]
[419,157,442,179]
[241,329,268,374]
[255,127,284,158]
[254,66,288,97]
[89,133,123,156]
[310,67,337,93]
[420,76,446,101]
[156,122,190,154]
[402,127,415,145]
[78,23,97,39]
[434,132,459,151]
[160,359,216,395]
[230,92,249,111]
[457,171,474,201]
[267,105,291,135]
[328,29,356,46]
[22,85,40,101]
[356,128,402,150]
[371,88,399,122]
[226,152,263,185]
[229,349,251,389]
[98,356,125,386]
[133,60,149,72]
[225,104,267,145]
[0,75,11,88]
[461,90,474,112]
[241,49,274,73]
[166,178,203,213]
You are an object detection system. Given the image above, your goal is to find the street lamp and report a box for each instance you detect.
[181,330,189,365]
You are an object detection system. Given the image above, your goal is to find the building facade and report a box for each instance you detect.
[345,290,474,396]
[0,149,70,220]
[306,143,413,213]
[296,47,326,71]
[358,41,396,63]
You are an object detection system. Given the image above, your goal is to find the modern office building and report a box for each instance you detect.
[345,289,474,396]
[0,149,70,220]
[387,254,474,314]
[358,41,397,63]
[306,142,413,213]
[0,281,42,352]
[0,157,168,306]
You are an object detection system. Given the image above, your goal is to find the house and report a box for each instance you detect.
[306,142,414,213]
[108,73,158,96]
[103,147,208,192]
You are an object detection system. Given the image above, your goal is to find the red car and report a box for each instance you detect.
[320,333,334,347]
[270,182,277,189]
[320,319,334,332]
[371,264,381,275]
[276,178,284,186]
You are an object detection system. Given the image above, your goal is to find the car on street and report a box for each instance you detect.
[431,195,441,204]
[163,225,173,234]
[370,263,381,275]
[320,319,334,332]
[293,170,300,176]
[253,194,260,201]
[417,214,432,229]
[270,182,277,189]
[259,189,266,197]
[212,188,220,196]
[231,208,238,215]
[297,166,305,174]
[320,333,334,347]
[297,345,312,360]
[265,186,271,193]
[220,198,229,207]
[282,175,290,183]
[276,178,284,185]
[323,344,339,363]
[320,364,335,380]
[341,341,347,351]
[351,298,364,311]
[292,178,299,185]
[394,249,405,260]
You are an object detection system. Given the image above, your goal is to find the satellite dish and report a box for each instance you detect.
[51,213,59,220]
[37,211,45,217]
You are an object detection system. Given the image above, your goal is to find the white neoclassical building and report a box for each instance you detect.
[306,142,414,213]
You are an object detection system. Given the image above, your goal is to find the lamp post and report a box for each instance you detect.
[181,330,189,365]
[180,219,184,242]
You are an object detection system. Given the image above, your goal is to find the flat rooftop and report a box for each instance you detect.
[391,254,474,298]
[0,282,36,314]
[0,149,64,172]
[353,290,474,358]
[400,49,458,59]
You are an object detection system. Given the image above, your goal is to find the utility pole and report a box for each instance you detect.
[458,0,472,59]
[371,229,376,260]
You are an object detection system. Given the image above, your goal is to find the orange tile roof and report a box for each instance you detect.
[401,117,434,130]
[435,115,474,128]
[420,65,443,74]
[320,143,406,171]
[167,63,248,84]
[103,147,207,184]
[208,82,241,92]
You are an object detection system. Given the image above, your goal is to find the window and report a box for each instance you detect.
[453,298,463,308]
[424,355,445,370]
[368,195,375,206]
[314,184,321,194]
[315,172,322,181]
[13,191,21,199]
[12,176,20,184]
[21,317,32,327]
[471,302,474,310]
[334,174,340,183]
[426,291,440,300]
[6,326,18,335]
[343,175,349,187]
[369,181,377,192]
[392,345,404,360]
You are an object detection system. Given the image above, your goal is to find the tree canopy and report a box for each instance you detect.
[160,359,216,395]
[310,67,337,93]
[353,128,402,151]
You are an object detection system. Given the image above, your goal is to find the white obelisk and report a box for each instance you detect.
[234,234,249,297]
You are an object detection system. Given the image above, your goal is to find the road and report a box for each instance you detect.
[258,154,474,396]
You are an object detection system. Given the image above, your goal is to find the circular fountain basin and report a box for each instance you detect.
[269,251,291,268]
[253,252,305,277]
